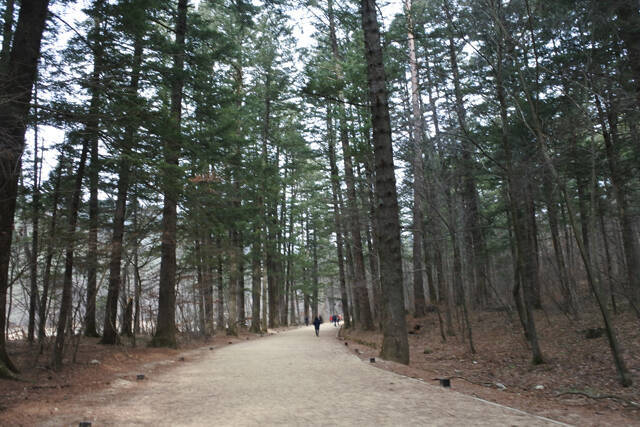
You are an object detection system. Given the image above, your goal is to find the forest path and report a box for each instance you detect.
[43,326,566,426]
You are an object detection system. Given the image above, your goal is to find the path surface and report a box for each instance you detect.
[44,326,565,426]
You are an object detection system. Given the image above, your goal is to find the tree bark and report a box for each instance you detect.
[202,234,214,336]
[360,0,409,364]
[404,0,427,318]
[152,0,188,348]
[250,224,262,333]
[195,240,206,335]
[27,86,40,343]
[216,238,225,333]
[0,0,50,378]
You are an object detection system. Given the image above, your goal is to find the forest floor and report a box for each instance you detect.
[0,307,637,426]
[4,325,563,426]
[342,305,640,426]
[0,329,269,425]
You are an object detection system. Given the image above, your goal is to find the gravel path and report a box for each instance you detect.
[45,326,567,426]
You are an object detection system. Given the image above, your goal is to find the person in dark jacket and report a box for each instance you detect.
[312,315,321,336]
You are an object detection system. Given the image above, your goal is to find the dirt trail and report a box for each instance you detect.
[39,326,567,426]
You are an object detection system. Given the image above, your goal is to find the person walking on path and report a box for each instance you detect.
[313,315,321,336]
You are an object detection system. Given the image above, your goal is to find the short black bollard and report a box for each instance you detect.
[369,357,375,363]
[437,378,450,387]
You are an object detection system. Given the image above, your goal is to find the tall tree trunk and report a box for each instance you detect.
[227,230,239,336]
[326,104,351,328]
[195,240,206,335]
[101,33,143,345]
[404,0,426,318]
[202,234,214,336]
[339,113,372,329]
[0,0,50,378]
[312,227,319,319]
[132,187,142,338]
[492,5,543,364]
[250,225,262,333]
[152,0,187,348]
[594,94,640,305]
[27,85,40,343]
[51,137,90,370]
[39,155,64,348]
[444,4,488,307]
[216,238,225,333]
[238,233,246,327]
[328,0,372,329]
[448,192,475,353]
[85,0,106,338]
[542,169,575,316]
[360,0,409,364]
[362,137,382,326]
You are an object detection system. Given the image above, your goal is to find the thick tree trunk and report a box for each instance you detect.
[152,0,188,348]
[360,0,409,364]
[0,0,50,378]
[0,0,15,69]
